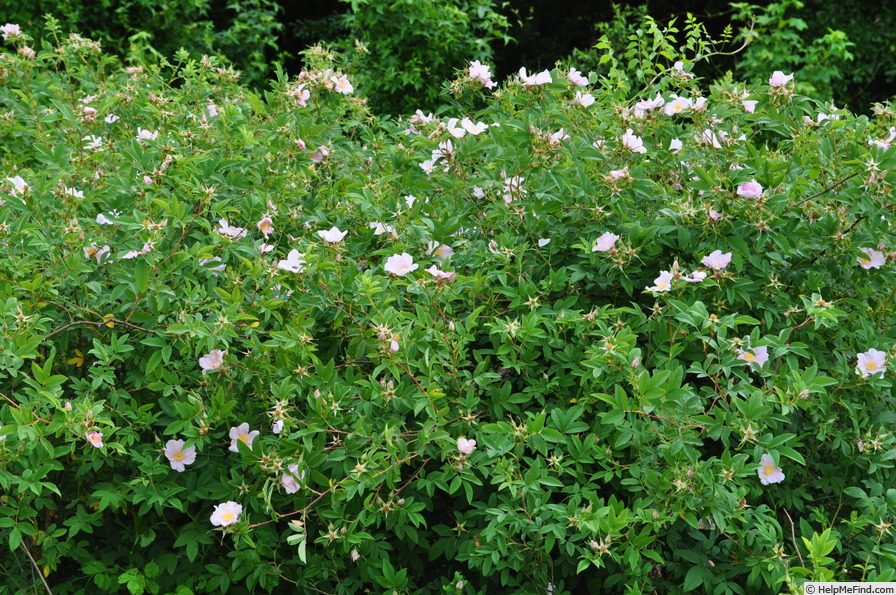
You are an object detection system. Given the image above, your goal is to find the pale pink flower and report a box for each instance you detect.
[445,118,466,139]
[736,180,763,199]
[592,232,620,253]
[216,218,246,240]
[405,194,418,209]
[701,250,732,270]
[647,270,674,292]
[568,67,589,86]
[573,91,595,107]
[621,129,647,153]
[519,67,552,86]
[460,117,488,136]
[18,46,35,59]
[502,175,526,203]
[199,349,225,374]
[768,71,794,87]
[229,423,259,453]
[757,453,784,485]
[390,338,400,352]
[83,135,103,151]
[669,138,683,153]
[425,265,455,282]
[538,238,551,247]
[281,464,304,493]
[1,24,22,40]
[684,271,707,283]
[664,95,692,116]
[210,501,242,526]
[86,431,103,448]
[737,345,769,367]
[369,221,395,236]
[84,243,110,263]
[257,216,274,237]
[331,75,353,94]
[164,439,197,472]
[272,419,284,434]
[609,168,628,180]
[472,186,486,199]
[258,243,274,254]
[206,102,219,117]
[318,226,348,243]
[384,253,418,276]
[708,209,721,221]
[672,61,694,79]
[309,146,329,163]
[457,436,477,454]
[104,114,120,124]
[199,257,226,274]
[351,550,361,562]
[857,248,885,269]
[142,175,154,185]
[468,60,496,89]
[136,127,159,142]
[633,94,665,118]
[65,187,84,199]
[427,242,454,259]
[856,348,887,378]
[277,250,307,273]
[7,175,28,195]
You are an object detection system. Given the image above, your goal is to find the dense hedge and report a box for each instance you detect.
[2,17,896,595]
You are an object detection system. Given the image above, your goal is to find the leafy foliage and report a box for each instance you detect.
[2,15,896,595]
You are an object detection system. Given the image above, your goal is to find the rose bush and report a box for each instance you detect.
[1,17,896,595]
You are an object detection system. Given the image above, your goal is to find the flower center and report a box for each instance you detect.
[860,257,870,265]
[764,464,776,475]
[867,361,878,371]
[743,352,756,362]
[221,512,235,523]
[239,434,250,443]
[173,451,185,461]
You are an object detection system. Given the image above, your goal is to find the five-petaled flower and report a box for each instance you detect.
[86,431,104,448]
[199,349,225,374]
[518,67,552,86]
[856,348,887,378]
[210,501,242,526]
[1,23,22,40]
[384,253,418,276]
[857,248,885,269]
[737,345,769,367]
[136,127,159,142]
[702,250,732,270]
[457,437,477,455]
[164,439,197,472]
[84,243,110,263]
[216,218,247,241]
[757,453,785,485]
[229,423,260,453]
[257,216,274,237]
[592,232,620,253]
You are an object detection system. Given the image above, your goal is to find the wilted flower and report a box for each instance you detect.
[229,423,260,453]
[701,250,732,270]
[86,431,103,448]
[318,226,348,243]
[199,349,225,374]
[384,253,418,276]
[210,501,242,526]
[757,453,784,485]
[633,94,665,118]
[216,218,247,241]
[164,439,197,472]
[856,348,887,378]
[592,232,620,253]
[425,265,455,282]
[272,419,284,434]
[457,437,477,454]
[857,248,886,269]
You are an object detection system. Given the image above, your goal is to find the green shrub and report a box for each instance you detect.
[2,16,896,595]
